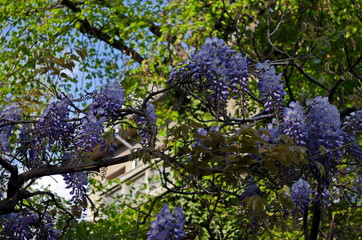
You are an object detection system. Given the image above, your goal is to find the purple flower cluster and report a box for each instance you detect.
[63,171,88,205]
[228,54,250,98]
[0,212,36,239]
[343,109,362,134]
[18,124,38,164]
[147,203,185,240]
[256,61,286,115]
[168,37,249,111]
[75,110,106,153]
[290,178,313,214]
[282,98,361,209]
[75,81,124,153]
[283,101,308,146]
[38,214,60,240]
[282,97,346,171]
[0,82,126,237]
[137,104,157,145]
[89,81,124,119]
[0,211,59,240]
[265,120,282,143]
[35,98,74,153]
[305,97,344,167]
[0,103,22,157]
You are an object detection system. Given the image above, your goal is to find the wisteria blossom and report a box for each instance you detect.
[283,101,309,146]
[0,103,22,157]
[256,61,286,116]
[0,211,60,240]
[168,37,249,112]
[147,203,185,240]
[137,103,157,145]
[291,178,313,214]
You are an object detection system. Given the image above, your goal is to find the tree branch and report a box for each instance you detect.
[21,154,131,182]
[303,208,309,240]
[309,204,321,240]
[0,154,132,214]
[292,62,328,90]
[0,157,18,176]
[96,0,168,41]
[60,0,144,63]
[328,78,342,102]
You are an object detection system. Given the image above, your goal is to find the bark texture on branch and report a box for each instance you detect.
[61,0,144,63]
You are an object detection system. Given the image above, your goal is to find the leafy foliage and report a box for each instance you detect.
[0,0,361,239]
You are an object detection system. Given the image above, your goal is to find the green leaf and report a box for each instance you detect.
[193,133,209,140]
[240,155,255,164]
[193,145,210,153]
[180,124,189,138]
[279,193,294,209]
[240,146,260,157]
[178,146,191,154]
[189,121,207,128]
[314,161,325,176]
[220,145,238,153]
[210,155,225,163]
[60,72,68,78]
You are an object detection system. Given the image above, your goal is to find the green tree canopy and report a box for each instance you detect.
[0,0,361,239]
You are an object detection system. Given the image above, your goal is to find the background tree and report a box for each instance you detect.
[0,0,361,239]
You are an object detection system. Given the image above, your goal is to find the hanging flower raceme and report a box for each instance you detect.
[0,210,60,240]
[18,124,38,165]
[0,103,22,157]
[290,178,313,214]
[75,110,107,153]
[74,81,125,154]
[313,187,331,210]
[63,171,88,206]
[283,101,309,146]
[167,37,249,113]
[35,98,74,153]
[136,103,157,145]
[227,53,250,95]
[89,81,124,119]
[306,97,344,169]
[146,203,186,240]
[38,214,60,240]
[256,61,286,116]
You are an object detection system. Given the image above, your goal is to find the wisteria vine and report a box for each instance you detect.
[0,37,360,239]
